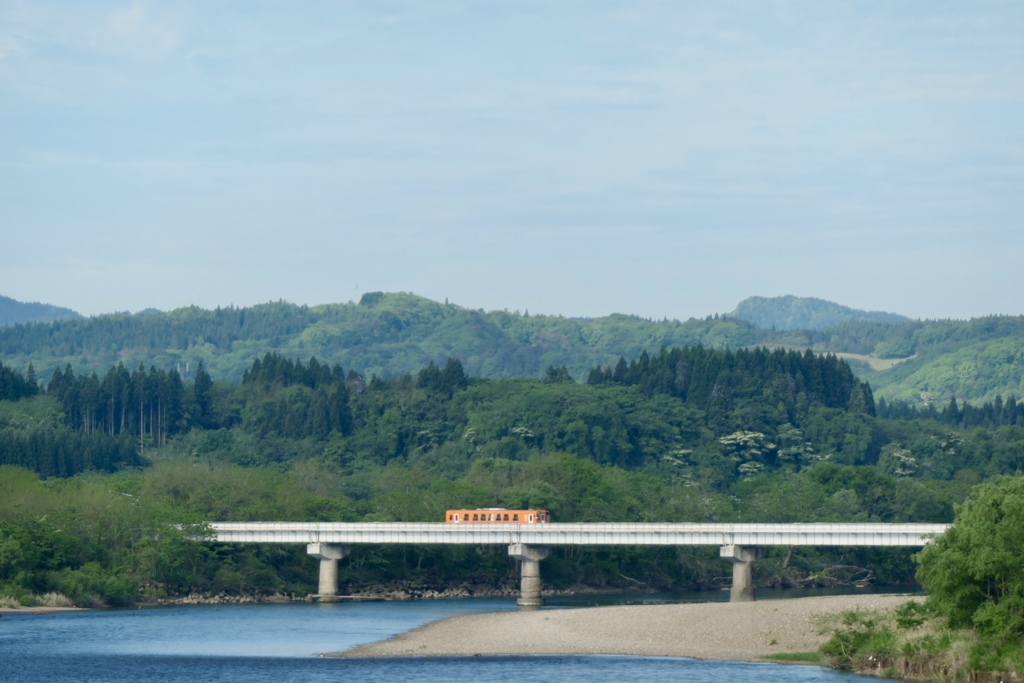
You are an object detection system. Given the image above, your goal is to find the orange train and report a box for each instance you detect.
[446,508,550,524]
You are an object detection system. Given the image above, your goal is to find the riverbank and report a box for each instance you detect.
[334,593,919,661]
[0,606,84,615]
[2,582,620,612]
[142,584,533,606]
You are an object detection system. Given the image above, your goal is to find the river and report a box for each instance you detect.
[1,591,884,682]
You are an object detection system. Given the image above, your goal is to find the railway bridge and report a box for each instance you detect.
[209,522,949,606]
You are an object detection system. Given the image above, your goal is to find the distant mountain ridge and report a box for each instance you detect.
[730,295,910,331]
[0,292,764,385]
[0,295,80,327]
[1,291,1022,407]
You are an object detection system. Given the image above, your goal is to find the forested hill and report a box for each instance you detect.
[0,292,768,384]
[2,291,1024,407]
[0,295,80,327]
[730,295,909,331]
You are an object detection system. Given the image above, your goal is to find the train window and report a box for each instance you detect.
[472,513,478,521]
[503,514,509,521]
[513,514,519,521]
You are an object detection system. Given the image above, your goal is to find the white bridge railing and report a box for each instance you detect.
[209,522,949,547]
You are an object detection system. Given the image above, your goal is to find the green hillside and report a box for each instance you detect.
[0,295,80,327]
[805,316,1024,406]
[2,291,1024,408]
[0,292,766,384]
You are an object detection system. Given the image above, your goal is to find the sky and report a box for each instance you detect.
[1,1,1022,322]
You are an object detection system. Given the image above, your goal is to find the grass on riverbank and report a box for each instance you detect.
[0,592,75,609]
[763,651,823,664]
[820,601,1024,681]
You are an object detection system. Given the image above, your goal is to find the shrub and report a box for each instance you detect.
[53,562,138,607]
[916,475,1024,639]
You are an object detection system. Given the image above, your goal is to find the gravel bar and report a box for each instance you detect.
[332,594,917,661]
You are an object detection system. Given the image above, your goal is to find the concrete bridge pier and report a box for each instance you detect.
[720,544,761,602]
[509,543,549,610]
[307,542,350,601]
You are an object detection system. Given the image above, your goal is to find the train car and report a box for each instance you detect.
[446,508,550,523]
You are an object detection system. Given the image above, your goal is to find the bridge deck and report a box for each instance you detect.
[209,522,949,547]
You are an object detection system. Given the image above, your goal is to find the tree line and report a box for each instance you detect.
[587,345,874,417]
[879,394,1024,429]
[46,362,215,447]
[3,346,1024,485]
[0,360,39,401]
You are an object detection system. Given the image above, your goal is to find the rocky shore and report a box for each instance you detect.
[333,593,919,661]
[4,582,615,611]
[145,583,536,605]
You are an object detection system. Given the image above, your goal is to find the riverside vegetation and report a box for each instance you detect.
[821,475,1024,680]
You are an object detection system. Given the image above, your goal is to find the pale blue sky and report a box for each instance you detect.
[2,1,1022,321]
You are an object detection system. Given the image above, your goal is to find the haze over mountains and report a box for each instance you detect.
[1,292,1021,406]
[729,296,910,331]
[0,295,81,327]
[0,293,913,331]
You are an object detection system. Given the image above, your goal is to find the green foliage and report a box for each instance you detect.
[0,423,142,477]
[820,598,1024,679]
[588,346,875,432]
[0,360,39,401]
[819,603,980,679]
[53,562,138,606]
[140,460,355,522]
[916,475,1024,640]
[820,610,898,670]
[0,463,341,604]
[765,652,823,664]
[894,600,933,630]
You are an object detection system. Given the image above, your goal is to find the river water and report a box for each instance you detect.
[1,591,882,682]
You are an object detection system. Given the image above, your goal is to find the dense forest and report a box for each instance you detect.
[2,292,1024,408]
[4,338,1024,607]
